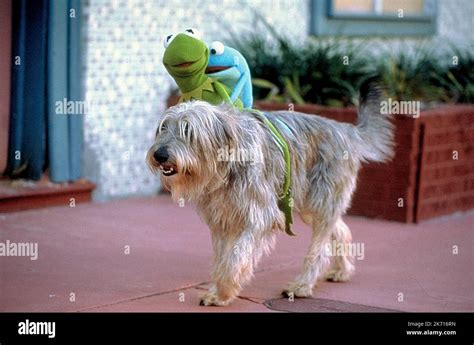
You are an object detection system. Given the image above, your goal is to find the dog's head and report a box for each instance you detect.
[146,101,241,200]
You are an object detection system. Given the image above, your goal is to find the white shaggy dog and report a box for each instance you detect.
[147,79,394,306]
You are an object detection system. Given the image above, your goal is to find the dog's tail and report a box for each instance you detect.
[356,76,395,163]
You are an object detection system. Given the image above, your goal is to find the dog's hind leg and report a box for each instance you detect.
[282,214,335,298]
[324,217,355,282]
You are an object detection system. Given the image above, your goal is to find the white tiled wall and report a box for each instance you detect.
[81,0,473,200]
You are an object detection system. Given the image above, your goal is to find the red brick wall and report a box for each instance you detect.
[416,105,474,221]
[350,117,420,222]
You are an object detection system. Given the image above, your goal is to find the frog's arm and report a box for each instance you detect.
[213,81,232,104]
[229,71,247,102]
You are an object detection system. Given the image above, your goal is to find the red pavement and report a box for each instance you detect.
[0,195,472,312]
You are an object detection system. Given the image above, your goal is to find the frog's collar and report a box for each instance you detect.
[179,78,215,102]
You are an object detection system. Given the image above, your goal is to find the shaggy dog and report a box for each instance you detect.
[146,79,394,306]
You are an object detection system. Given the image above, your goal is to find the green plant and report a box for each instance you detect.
[374,48,446,103]
[433,47,474,103]
[229,16,370,106]
[228,13,473,106]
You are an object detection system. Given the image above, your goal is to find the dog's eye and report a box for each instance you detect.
[158,121,168,134]
[180,122,189,138]
[163,34,174,48]
[183,28,201,40]
[210,41,224,55]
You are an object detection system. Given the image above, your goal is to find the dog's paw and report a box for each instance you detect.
[199,292,232,307]
[324,269,353,282]
[281,282,313,298]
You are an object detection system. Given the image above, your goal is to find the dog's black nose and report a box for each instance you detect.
[154,147,169,163]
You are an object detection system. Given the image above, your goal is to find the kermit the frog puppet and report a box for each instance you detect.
[206,41,253,108]
[163,29,243,108]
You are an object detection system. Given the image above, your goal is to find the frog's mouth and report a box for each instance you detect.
[173,61,196,68]
[206,66,230,74]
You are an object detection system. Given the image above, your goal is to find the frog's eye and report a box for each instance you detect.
[163,34,175,48]
[183,28,201,40]
[210,41,225,55]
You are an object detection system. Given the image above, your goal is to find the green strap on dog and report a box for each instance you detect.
[251,110,295,236]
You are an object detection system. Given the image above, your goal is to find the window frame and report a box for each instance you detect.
[310,0,438,36]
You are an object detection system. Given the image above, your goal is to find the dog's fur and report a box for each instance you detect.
[146,79,394,306]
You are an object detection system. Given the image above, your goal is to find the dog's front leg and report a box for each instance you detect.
[200,229,267,306]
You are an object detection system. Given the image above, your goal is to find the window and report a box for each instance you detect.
[311,0,437,36]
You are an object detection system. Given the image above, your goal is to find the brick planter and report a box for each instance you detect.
[255,102,474,222]
[167,96,473,222]
[0,178,96,213]
[415,106,474,221]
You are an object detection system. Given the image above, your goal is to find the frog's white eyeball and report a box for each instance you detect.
[210,41,225,55]
[163,34,175,48]
[183,28,202,40]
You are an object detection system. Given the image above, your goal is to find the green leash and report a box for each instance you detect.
[251,110,295,236]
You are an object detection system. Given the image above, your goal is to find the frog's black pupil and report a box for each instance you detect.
[210,49,216,54]
[167,35,172,41]
[186,29,194,34]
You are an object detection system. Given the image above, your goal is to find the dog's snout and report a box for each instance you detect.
[154,147,169,163]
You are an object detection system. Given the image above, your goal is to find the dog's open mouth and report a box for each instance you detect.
[159,163,178,176]
[205,66,230,74]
